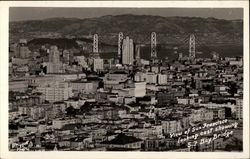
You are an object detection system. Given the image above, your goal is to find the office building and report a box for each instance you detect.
[37,82,73,102]
[122,36,134,65]
[47,46,63,73]
[16,39,31,58]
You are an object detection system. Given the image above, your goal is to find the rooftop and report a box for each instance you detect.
[101,133,142,145]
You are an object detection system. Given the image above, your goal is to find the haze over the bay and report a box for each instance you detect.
[10,7,243,22]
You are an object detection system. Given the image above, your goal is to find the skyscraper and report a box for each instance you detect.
[62,50,70,64]
[16,39,31,59]
[122,36,134,65]
[47,46,62,73]
[49,46,60,63]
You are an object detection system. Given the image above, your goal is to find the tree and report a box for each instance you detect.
[224,137,242,151]
[227,82,238,97]
[80,102,92,113]
[65,106,76,116]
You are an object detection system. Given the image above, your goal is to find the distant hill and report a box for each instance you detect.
[9,15,243,58]
[10,15,243,43]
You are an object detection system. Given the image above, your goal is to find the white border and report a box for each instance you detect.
[0,1,249,159]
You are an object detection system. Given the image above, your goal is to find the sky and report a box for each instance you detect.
[9,7,243,21]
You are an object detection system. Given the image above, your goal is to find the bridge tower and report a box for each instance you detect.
[189,34,196,58]
[118,32,124,61]
[151,32,157,59]
[93,34,98,53]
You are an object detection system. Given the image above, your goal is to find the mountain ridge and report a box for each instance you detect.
[10,14,243,46]
[10,14,243,23]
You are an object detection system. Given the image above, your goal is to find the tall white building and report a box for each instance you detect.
[47,46,62,73]
[122,36,134,65]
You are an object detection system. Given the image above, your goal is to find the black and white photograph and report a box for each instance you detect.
[0,1,249,159]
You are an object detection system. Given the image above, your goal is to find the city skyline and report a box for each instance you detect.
[7,6,245,153]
